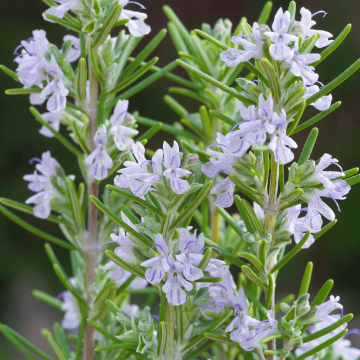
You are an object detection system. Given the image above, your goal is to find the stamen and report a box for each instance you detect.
[330,196,341,212]
[29,157,42,164]
[345,329,360,337]
[56,291,67,300]
[202,246,222,254]
[13,51,36,62]
[312,10,328,18]
[13,44,24,55]
[149,243,166,254]
[205,143,227,152]
[212,170,225,181]
[47,70,57,84]
[184,241,199,251]
[102,240,119,250]
[151,314,159,320]
[139,160,155,168]
[27,37,35,42]
[330,161,344,174]
[208,284,227,292]
[230,120,250,132]
[128,1,146,9]
[315,81,324,88]
[253,79,259,84]
[119,151,133,162]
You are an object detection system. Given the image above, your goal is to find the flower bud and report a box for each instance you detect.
[243,232,255,244]
[296,307,317,325]
[280,303,292,314]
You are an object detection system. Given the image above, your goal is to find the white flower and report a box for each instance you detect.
[109,100,138,151]
[39,111,63,138]
[265,8,298,61]
[268,109,298,164]
[304,85,332,111]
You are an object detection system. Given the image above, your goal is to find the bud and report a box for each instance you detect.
[116,311,132,328]
[301,160,315,176]
[280,303,292,314]
[296,302,311,318]
[297,293,310,304]
[296,307,317,325]
[243,232,255,244]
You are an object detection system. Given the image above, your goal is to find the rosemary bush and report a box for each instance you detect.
[1,1,360,360]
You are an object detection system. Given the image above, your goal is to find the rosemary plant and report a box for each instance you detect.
[1,1,360,360]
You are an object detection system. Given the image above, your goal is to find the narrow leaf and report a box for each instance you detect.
[298,128,318,166]
[258,1,273,25]
[298,262,313,297]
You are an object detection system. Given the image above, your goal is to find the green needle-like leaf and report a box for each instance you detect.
[210,110,237,126]
[312,24,352,66]
[292,102,341,135]
[0,198,72,227]
[122,28,167,78]
[346,174,360,186]
[44,14,83,32]
[303,314,352,343]
[258,1,273,25]
[311,279,334,307]
[107,185,163,217]
[5,87,42,95]
[0,205,78,251]
[242,265,268,290]
[298,128,318,166]
[216,206,243,237]
[0,65,19,80]
[241,281,268,318]
[260,59,281,101]
[87,319,121,344]
[111,60,178,105]
[30,107,83,157]
[314,220,337,240]
[77,58,87,102]
[65,177,84,236]
[32,290,63,311]
[204,332,237,345]
[93,4,122,48]
[271,232,311,273]
[104,250,145,278]
[306,59,360,106]
[164,95,188,117]
[41,329,67,360]
[169,87,206,103]
[136,116,202,142]
[0,324,54,360]
[293,329,348,360]
[176,60,253,105]
[298,262,313,297]
[137,122,162,142]
[90,196,153,247]
[238,251,265,274]
[170,181,213,231]
[287,100,306,135]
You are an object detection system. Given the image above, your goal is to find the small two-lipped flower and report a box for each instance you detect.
[141,229,223,306]
[115,141,192,198]
[85,125,113,181]
[24,151,62,219]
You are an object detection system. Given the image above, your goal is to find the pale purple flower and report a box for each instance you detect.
[109,100,138,151]
[40,55,69,113]
[304,85,332,111]
[162,255,193,306]
[39,111,62,138]
[85,125,113,181]
[286,50,321,86]
[175,229,205,282]
[210,177,236,208]
[285,205,316,248]
[141,234,171,285]
[309,154,345,189]
[59,278,80,330]
[333,339,360,360]
[43,0,80,22]
[226,288,278,351]
[313,295,343,323]
[23,151,60,219]
[163,141,191,195]
[297,8,333,48]
[228,94,276,157]
[201,267,236,315]
[14,30,49,88]
[115,142,163,198]
[118,0,151,37]
[304,180,351,232]
[220,23,263,67]
[264,8,298,61]
[268,109,298,164]
[123,304,139,317]
[63,35,81,63]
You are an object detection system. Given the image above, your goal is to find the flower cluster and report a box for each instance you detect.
[43,0,151,37]
[141,229,223,305]
[221,7,332,87]
[115,140,192,198]
[23,151,63,219]
[14,30,69,114]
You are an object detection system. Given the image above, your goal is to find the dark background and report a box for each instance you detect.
[1,0,360,358]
